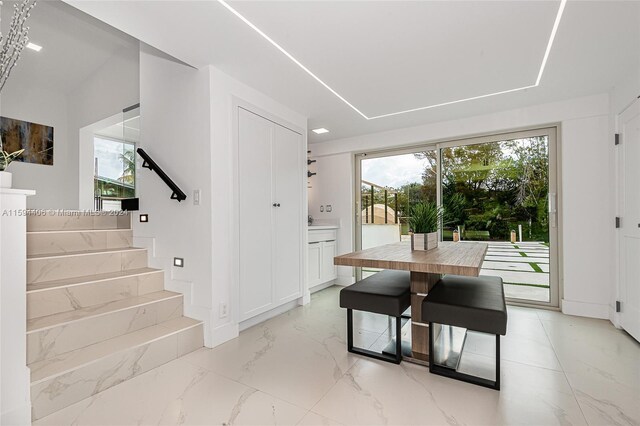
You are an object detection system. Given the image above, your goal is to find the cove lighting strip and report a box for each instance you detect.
[217,0,567,120]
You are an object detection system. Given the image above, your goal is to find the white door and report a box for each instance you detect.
[273,123,303,303]
[321,240,337,281]
[619,99,640,342]
[238,108,274,320]
[308,242,322,287]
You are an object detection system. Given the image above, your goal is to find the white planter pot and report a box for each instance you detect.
[411,232,438,251]
[0,171,12,188]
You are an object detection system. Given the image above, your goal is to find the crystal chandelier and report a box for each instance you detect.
[0,0,37,93]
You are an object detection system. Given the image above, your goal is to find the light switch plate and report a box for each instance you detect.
[219,302,228,318]
[193,189,200,205]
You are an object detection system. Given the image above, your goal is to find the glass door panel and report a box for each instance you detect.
[441,133,556,305]
[356,149,437,279]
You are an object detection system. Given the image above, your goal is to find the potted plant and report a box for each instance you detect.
[408,202,443,251]
[0,137,24,188]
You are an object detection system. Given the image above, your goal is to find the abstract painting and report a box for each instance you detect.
[0,116,54,165]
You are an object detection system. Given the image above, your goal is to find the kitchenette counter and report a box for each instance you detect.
[308,224,339,230]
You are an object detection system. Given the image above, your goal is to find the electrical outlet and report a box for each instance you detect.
[193,189,200,205]
[320,205,324,212]
[326,204,332,212]
[219,302,228,318]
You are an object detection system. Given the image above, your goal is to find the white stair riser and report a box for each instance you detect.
[27,230,133,256]
[30,324,203,420]
[27,213,130,232]
[27,250,147,284]
[27,272,164,320]
[27,296,183,364]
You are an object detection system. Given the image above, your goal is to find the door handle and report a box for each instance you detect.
[548,193,557,228]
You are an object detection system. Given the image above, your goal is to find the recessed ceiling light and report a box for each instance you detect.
[217,0,567,120]
[312,128,329,135]
[26,42,42,52]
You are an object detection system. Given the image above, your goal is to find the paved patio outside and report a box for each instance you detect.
[481,241,550,302]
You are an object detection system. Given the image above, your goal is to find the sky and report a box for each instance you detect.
[94,137,133,180]
[361,153,431,188]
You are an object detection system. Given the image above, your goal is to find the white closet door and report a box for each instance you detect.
[273,123,303,303]
[619,100,640,342]
[238,108,275,320]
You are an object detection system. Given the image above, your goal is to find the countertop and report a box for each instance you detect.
[308,225,339,230]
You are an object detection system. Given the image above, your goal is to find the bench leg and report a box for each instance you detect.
[346,309,403,364]
[395,313,402,363]
[428,322,501,390]
[347,309,354,352]
[495,334,500,390]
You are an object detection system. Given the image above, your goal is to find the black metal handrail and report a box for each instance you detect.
[136,148,187,202]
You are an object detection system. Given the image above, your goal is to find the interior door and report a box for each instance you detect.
[238,108,274,320]
[619,99,640,341]
[273,123,303,303]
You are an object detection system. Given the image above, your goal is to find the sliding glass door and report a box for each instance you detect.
[355,127,559,307]
[355,148,438,278]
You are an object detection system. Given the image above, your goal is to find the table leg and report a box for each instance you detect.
[409,271,441,362]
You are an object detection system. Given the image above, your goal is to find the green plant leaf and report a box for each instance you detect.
[408,202,442,233]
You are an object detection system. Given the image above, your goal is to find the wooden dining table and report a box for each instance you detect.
[335,241,488,365]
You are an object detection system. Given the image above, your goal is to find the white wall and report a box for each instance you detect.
[208,66,308,345]
[362,224,401,250]
[0,189,35,425]
[136,44,214,345]
[0,85,71,208]
[136,48,308,348]
[309,93,615,319]
[69,46,140,209]
[0,47,139,209]
[308,152,354,285]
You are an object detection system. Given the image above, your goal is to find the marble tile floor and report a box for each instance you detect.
[34,286,640,426]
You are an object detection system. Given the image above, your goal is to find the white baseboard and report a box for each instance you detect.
[608,306,623,329]
[1,402,31,426]
[210,321,239,347]
[239,300,299,332]
[300,290,311,305]
[310,280,335,294]
[561,299,610,319]
[335,275,355,287]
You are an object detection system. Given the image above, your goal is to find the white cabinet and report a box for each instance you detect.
[321,240,337,282]
[307,242,322,287]
[308,229,338,290]
[238,107,303,321]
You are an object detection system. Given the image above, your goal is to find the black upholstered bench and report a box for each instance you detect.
[340,270,411,364]
[422,275,507,389]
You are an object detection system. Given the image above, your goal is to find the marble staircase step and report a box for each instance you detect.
[27,212,131,232]
[27,291,183,364]
[27,229,133,256]
[27,268,165,320]
[27,247,148,284]
[29,316,203,420]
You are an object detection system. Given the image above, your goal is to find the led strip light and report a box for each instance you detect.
[218,0,567,120]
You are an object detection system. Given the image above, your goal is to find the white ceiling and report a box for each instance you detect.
[1,1,138,94]
[62,0,640,142]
